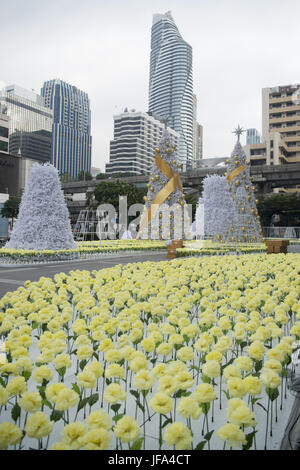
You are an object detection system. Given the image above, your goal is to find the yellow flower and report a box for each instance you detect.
[234,356,253,372]
[175,370,194,390]
[32,365,53,383]
[76,370,97,389]
[177,346,194,362]
[163,422,193,450]
[194,383,216,403]
[149,392,173,414]
[214,336,233,354]
[243,376,262,396]
[50,442,72,450]
[105,349,123,363]
[206,350,222,363]
[129,354,148,372]
[6,376,27,396]
[84,361,104,378]
[105,363,125,379]
[55,388,79,411]
[202,360,221,379]
[156,342,173,357]
[217,423,246,449]
[113,416,140,443]
[19,391,42,413]
[177,397,202,419]
[134,369,155,391]
[260,368,281,389]
[85,410,112,430]
[53,353,72,370]
[45,383,66,403]
[158,375,178,395]
[227,398,257,428]
[0,422,22,449]
[264,359,282,374]
[247,341,265,361]
[61,422,87,450]
[0,385,9,405]
[227,377,247,398]
[25,411,53,439]
[223,364,242,381]
[141,336,156,353]
[103,383,126,404]
[83,428,111,450]
[150,363,167,379]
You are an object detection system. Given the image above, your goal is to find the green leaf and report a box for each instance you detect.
[50,410,64,422]
[130,389,140,400]
[56,366,66,377]
[112,413,125,423]
[77,397,89,412]
[88,393,99,407]
[204,430,214,441]
[200,402,210,415]
[222,389,231,400]
[136,401,145,413]
[72,383,81,396]
[11,403,21,422]
[254,360,263,373]
[79,360,87,371]
[266,387,279,402]
[161,418,173,429]
[201,373,211,384]
[131,438,144,450]
[42,399,53,409]
[195,440,206,450]
[22,370,31,381]
[243,430,257,450]
[111,403,121,413]
[0,376,6,387]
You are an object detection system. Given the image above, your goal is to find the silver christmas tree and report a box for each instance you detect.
[137,129,191,240]
[222,127,263,243]
[6,163,76,250]
[201,174,235,241]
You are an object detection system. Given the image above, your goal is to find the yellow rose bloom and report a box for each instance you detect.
[156,342,173,357]
[177,397,202,419]
[32,365,53,383]
[76,370,97,389]
[61,422,87,450]
[163,422,193,450]
[206,350,222,363]
[177,346,194,362]
[129,354,148,372]
[260,368,281,389]
[247,341,265,361]
[19,391,42,413]
[141,336,156,353]
[82,428,111,450]
[227,398,257,428]
[234,356,253,372]
[53,353,72,370]
[217,423,246,449]
[25,411,53,439]
[175,370,194,390]
[243,376,262,396]
[0,422,23,449]
[0,385,9,405]
[55,388,79,411]
[113,416,140,443]
[202,360,221,379]
[150,363,167,379]
[105,363,125,379]
[84,361,104,378]
[105,349,123,363]
[264,359,282,374]
[45,383,66,403]
[6,376,27,397]
[194,383,216,403]
[223,364,242,381]
[134,369,155,391]
[103,383,126,404]
[149,392,173,414]
[158,375,178,395]
[86,410,112,430]
[227,377,247,398]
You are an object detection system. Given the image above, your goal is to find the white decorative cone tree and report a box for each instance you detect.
[6,163,76,250]
[223,137,263,243]
[201,174,235,241]
[138,129,191,240]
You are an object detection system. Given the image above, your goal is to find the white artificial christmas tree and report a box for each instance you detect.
[137,129,191,240]
[194,197,205,239]
[6,163,76,250]
[223,127,263,243]
[200,174,235,241]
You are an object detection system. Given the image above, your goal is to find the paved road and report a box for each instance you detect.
[0,252,167,299]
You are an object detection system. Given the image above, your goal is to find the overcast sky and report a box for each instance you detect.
[1,0,300,171]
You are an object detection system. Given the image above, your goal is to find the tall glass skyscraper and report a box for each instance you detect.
[0,85,53,162]
[148,11,194,170]
[41,79,92,179]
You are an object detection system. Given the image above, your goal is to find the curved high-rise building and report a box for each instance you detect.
[149,11,194,170]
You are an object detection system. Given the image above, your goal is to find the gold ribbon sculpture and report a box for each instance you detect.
[226,164,246,183]
[137,150,183,238]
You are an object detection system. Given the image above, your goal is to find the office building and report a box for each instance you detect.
[148,11,194,170]
[246,128,261,145]
[105,110,179,175]
[41,79,92,179]
[0,111,9,153]
[244,84,300,166]
[0,85,53,162]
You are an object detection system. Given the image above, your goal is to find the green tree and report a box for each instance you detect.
[257,193,300,226]
[0,196,21,229]
[60,173,73,183]
[92,180,146,209]
[185,192,199,221]
[77,170,93,181]
[96,173,108,180]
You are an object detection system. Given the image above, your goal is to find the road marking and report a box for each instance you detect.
[0,279,25,285]
[0,267,38,273]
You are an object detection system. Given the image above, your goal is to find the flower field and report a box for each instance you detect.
[0,253,300,450]
[0,240,166,264]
